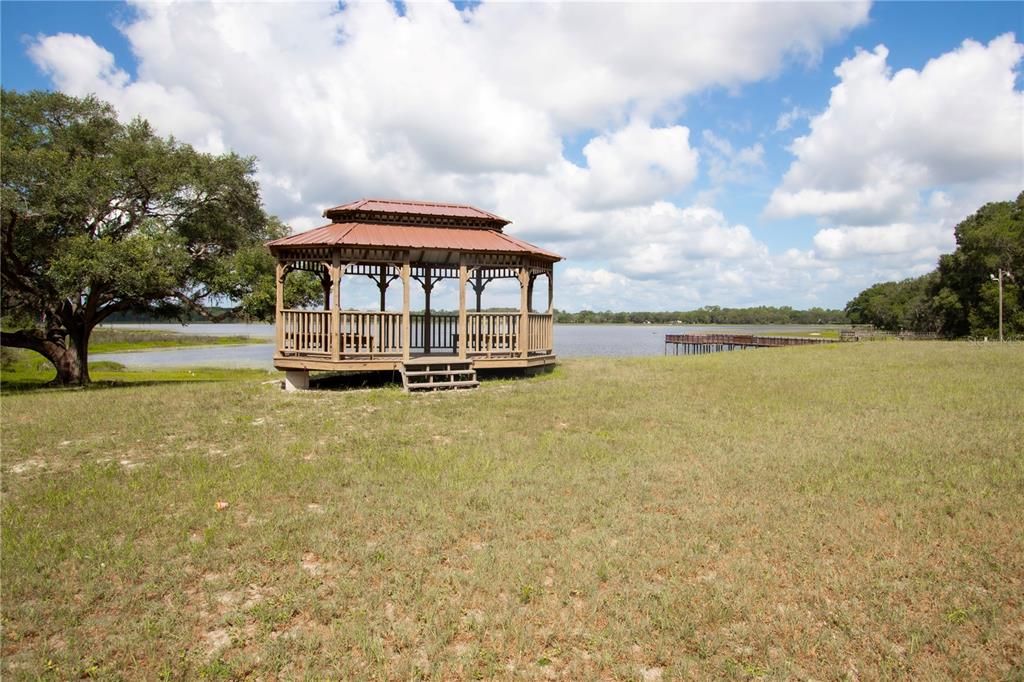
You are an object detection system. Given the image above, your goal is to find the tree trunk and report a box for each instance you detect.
[50,344,85,386]
[66,324,91,385]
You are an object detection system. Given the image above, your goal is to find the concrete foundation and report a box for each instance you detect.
[283,369,309,391]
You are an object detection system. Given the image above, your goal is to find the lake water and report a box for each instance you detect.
[93,322,840,368]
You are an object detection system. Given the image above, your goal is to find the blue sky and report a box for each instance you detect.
[3,1,1022,311]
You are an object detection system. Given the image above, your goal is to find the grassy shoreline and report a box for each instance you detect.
[89,328,262,354]
[2,343,1022,679]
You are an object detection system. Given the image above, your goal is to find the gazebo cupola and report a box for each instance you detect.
[266,199,562,390]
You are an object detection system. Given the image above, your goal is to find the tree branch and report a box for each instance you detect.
[172,291,239,322]
[94,300,131,324]
[0,327,66,356]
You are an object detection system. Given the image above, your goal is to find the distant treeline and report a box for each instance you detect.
[553,306,848,325]
[846,192,1022,338]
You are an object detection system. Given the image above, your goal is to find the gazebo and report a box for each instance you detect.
[266,199,562,390]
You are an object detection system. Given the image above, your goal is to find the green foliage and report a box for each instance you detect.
[934,192,1023,337]
[47,229,191,301]
[844,273,939,332]
[846,192,1023,337]
[554,305,848,325]
[0,89,308,383]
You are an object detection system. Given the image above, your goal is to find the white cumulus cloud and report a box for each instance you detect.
[767,34,1024,225]
[812,222,953,260]
[578,122,699,209]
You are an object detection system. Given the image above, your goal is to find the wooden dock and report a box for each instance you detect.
[664,333,837,355]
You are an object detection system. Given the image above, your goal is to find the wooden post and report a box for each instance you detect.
[527,274,535,313]
[475,270,483,312]
[458,260,468,359]
[547,268,554,352]
[423,266,432,354]
[321,276,331,311]
[401,261,411,361]
[275,261,285,352]
[338,263,347,309]
[519,266,529,358]
[547,267,554,314]
[379,264,388,312]
[330,252,340,361]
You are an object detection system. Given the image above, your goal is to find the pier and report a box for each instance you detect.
[664,333,837,356]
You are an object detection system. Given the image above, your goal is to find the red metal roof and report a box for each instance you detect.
[323,198,510,226]
[267,222,561,261]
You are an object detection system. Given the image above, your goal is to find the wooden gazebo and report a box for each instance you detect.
[267,199,562,390]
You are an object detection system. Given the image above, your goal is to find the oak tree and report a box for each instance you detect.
[1,90,308,385]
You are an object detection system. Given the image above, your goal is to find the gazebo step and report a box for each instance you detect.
[406,379,479,391]
[403,368,476,378]
[400,359,478,392]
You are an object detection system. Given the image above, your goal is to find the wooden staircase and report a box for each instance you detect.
[400,358,479,392]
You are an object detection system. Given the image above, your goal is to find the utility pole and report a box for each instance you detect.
[990,268,1015,342]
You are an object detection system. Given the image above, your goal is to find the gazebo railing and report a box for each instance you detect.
[339,311,403,355]
[280,310,403,356]
[410,314,459,352]
[466,312,519,354]
[280,310,332,355]
[279,309,554,358]
[527,313,554,353]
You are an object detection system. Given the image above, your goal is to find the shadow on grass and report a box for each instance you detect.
[309,371,404,391]
[0,377,259,394]
[2,365,559,395]
[307,364,557,392]
[1,361,277,394]
[476,365,556,383]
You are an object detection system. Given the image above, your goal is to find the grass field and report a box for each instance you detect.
[2,342,1022,679]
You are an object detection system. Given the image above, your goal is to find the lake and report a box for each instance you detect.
[93,322,840,368]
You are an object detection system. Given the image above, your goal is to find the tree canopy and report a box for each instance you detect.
[845,192,1023,337]
[844,273,939,333]
[0,90,314,385]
